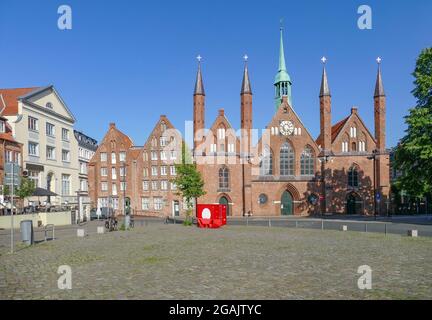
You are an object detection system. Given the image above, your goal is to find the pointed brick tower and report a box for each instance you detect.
[193,57,205,152]
[319,59,332,155]
[240,56,253,156]
[373,59,390,214]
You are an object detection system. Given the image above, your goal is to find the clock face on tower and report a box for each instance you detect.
[280,120,294,136]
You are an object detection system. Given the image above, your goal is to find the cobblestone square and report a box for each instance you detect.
[1,224,431,299]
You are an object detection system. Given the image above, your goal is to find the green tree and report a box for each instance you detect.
[3,177,35,212]
[395,48,432,199]
[172,142,206,225]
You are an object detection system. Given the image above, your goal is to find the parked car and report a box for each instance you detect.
[90,208,108,220]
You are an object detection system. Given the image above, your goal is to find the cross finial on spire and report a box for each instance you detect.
[280,18,284,30]
[376,56,382,64]
[197,54,202,63]
[321,56,327,65]
[243,54,248,62]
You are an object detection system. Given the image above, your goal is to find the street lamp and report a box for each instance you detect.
[367,149,378,220]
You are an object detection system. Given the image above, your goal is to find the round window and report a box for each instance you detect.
[308,194,319,206]
[46,102,53,109]
[258,194,268,204]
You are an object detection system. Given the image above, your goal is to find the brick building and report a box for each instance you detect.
[89,27,390,217]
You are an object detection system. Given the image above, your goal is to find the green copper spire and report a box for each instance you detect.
[274,25,292,110]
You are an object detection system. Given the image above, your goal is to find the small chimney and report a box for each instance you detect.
[351,107,358,114]
[218,109,225,117]
[109,122,116,128]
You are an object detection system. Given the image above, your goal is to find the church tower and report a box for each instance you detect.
[193,57,205,151]
[319,58,332,155]
[240,55,253,156]
[274,26,292,110]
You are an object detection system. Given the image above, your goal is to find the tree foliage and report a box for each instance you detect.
[172,142,206,224]
[395,48,432,198]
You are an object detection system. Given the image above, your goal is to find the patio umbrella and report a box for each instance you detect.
[32,187,58,197]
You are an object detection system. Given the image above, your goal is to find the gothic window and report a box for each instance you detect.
[161,121,167,132]
[348,166,359,187]
[219,167,229,189]
[300,146,314,176]
[351,142,357,152]
[280,141,294,176]
[260,147,273,176]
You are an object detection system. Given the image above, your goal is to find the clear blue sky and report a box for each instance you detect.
[1,0,431,148]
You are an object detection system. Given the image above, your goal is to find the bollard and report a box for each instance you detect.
[384,224,387,236]
[97,226,104,234]
[246,218,249,227]
[408,230,418,237]
[269,219,271,227]
[365,223,368,233]
[342,225,348,231]
[321,220,324,230]
[77,229,85,237]
[295,220,298,228]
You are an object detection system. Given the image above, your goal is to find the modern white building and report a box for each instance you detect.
[0,86,79,207]
[74,130,98,220]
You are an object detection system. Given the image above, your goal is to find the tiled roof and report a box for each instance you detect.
[0,87,40,116]
[316,116,350,147]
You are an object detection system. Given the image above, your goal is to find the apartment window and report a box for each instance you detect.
[119,151,126,162]
[161,166,167,176]
[120,182,126,191]
[28,142,39,156]
[46,146,56,160]
[62,128,70,141]
[171,182,177,190]
[100,152,107,162]
[143,167,149,177]
[101,182,108,191]
[101,167,108,176]
[228,143,235,153]
[80,179,88,192]
[151,181,158,191]
[112,183,117,196]
[80,162,87,174]
[161,180,168,191]
[151,151,158,161]
[143,151,148,161]
[141,198,150,210]
[170,150,177,160]
[151,166,158,176]
[62,149,70,162]
[154,197,163,210]
[143,180,149,191]
[5,150,12,163]
[210,144,217,153]
[0,120,4,133]
[120,167,126,177]
[170,165,176,176]
[160,136,167,147]
[111,167,117,180]
[98,197,108,207]
[160,151,167,161]
[46,123,55,136]
[28,170,39,187]
[111,152,116,164]
[112,198,119,209]
[28,117,39,131]
[217,128,226,140]
[61,174,70,196]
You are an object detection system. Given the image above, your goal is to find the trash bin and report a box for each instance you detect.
[20,220,34,245]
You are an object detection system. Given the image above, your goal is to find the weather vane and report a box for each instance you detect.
[321,56,327,64]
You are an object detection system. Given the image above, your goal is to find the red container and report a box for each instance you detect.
[196,204,227,228]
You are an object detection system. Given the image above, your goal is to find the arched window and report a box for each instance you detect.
[219,167,229,189]
[161,121,167,132]
[260,147,273,176]
[280,142,294,176]
[300,146,314,176]
[348,166,359,187]
[351,142,357,152]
